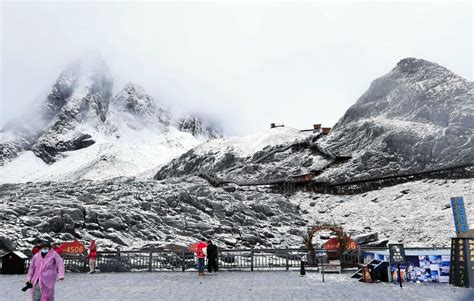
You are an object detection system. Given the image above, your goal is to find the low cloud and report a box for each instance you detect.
[1,1,472,135]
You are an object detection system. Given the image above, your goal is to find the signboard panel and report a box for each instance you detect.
[389,244,406,264]
[468,239,474,288]
[459,239,467,287]
[323,238,358,251]
[449,238,474,288]
[450,197,474,238]
[60,240,85,254]
[449,238,459,285]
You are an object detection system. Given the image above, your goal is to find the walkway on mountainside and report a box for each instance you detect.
[199,162,473,195]
[199,132,351,189]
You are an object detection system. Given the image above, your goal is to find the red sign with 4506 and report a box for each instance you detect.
[323,238,358,251]
[60,240,86,254]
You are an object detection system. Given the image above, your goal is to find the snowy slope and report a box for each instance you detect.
[0,127,199,183]
[154,127,330,181]
[294,178,473,248]
[192,127,308,157]
[0,177,470,252]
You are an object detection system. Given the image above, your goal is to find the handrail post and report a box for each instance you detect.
[250,248,254,272]
[115,247,121,272]
[148,248,153,272]
[357,245,361,264]
[83,249,88,272]
[182,249,186,272]
[285,246,289,271]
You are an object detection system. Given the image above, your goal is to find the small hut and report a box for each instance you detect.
[2,251,28,274]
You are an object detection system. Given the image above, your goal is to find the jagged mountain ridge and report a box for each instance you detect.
[155,58,473,184]
[0,58,223,183]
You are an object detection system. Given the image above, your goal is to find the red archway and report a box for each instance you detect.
[303,224,357,260]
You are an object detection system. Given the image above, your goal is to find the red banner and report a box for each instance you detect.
[323,237,358,251]
[60,240,86,254]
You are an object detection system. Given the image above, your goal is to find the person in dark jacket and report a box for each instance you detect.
[207,240,218,273]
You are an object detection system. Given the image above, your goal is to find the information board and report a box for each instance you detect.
[389,244,406,264]
[449,238,474,288]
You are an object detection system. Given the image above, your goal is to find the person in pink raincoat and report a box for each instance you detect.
[26,240,65,301]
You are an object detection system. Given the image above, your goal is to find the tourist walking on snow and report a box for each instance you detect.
[207,240,218,273]
[88,240,97,274]
[195,238,207,276]
[26,240,65,301]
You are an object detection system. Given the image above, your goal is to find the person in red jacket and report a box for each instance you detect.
[88,240,97,274]
[195,238,208,276]
[51,242,61,255]
[31,241,41,255]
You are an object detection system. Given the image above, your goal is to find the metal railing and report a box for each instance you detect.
[22,246,450,273]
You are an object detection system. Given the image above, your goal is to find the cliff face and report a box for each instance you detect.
[321,58,473,181]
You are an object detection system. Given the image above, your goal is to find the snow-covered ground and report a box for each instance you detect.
[193,127,309,157]
[0,126,201,184]
[294,179,474,247]
[1,272,473,301]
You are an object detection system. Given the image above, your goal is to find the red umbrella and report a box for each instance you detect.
[188,243,199,252]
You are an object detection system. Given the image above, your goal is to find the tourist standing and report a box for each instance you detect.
[88,240,97,274]
[31,241,41,255]
[195,238,207,276]
[206,240,218,273]
[26,240,65,301]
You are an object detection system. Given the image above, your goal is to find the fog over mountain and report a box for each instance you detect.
[2,2,472,135]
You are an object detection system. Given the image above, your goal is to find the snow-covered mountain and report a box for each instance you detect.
[0,58,222,183]
[0,57,472,253]
[155,58,473,184]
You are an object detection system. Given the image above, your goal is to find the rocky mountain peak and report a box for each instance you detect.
[395,57,439,74]
[178,114,223,139]
[341,57,473,126]
[112,83,157,116]
[41,55,113,127]
[322,58,473,181]
[111,82,171,130]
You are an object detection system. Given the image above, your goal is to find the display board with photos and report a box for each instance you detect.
[390,255,451,283]
[363,252,450,283]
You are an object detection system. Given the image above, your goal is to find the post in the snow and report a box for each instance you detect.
[300,260,306,276]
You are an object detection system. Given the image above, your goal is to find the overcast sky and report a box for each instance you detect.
[1,1,473,135]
